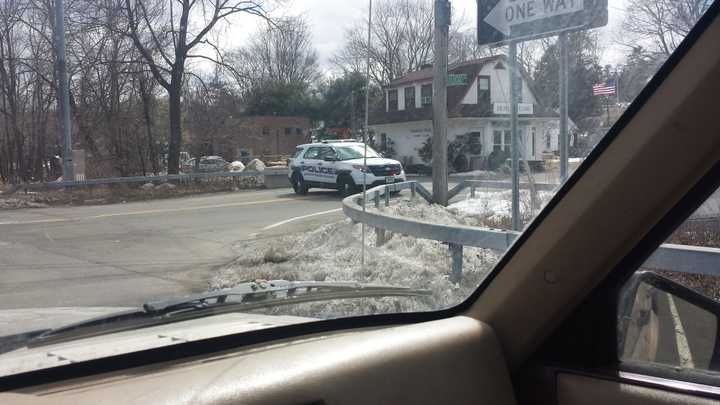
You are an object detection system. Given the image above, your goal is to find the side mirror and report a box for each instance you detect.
[618,271,720,371]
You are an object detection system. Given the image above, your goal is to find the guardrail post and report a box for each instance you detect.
[374,192,380,208]
[411,182,416,199]
[385,188,390,207]
[470,185,476,199]
[376,228,387,246]
[449,243,463,283]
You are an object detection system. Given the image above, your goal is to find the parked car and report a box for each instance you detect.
[181,156,229,173]
[288,140,406,196]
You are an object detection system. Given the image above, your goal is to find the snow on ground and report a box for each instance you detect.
[211,218,500,319]
[211,189,554,320]
[370,189,554,228]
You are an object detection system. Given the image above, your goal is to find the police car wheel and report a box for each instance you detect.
[292,173,308,195]
[338,176,356,197]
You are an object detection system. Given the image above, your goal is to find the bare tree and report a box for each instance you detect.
[232,16,319,90]
[623,0,712,56]
[121,0,271,174]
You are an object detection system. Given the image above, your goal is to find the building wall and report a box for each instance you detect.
[371,117,559,167]
[212,116,311,161]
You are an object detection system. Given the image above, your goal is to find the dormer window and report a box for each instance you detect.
[478,76,490,105]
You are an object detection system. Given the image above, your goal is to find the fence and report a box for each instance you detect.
[343,180,720,282]
[12,169,290,192]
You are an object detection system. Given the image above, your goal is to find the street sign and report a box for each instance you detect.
[477,0,608,46]
[448,73,468,86]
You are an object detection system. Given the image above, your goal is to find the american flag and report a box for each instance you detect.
[593,79,617,96]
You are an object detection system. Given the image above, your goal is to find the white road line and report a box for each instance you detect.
[262,208,343,231]
[667,294,695,369]
[0,198,301,226]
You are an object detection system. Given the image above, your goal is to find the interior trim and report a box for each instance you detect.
[618,371,720,397]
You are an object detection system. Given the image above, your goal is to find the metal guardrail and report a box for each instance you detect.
[343,181,720,282]
[14,169,284,191]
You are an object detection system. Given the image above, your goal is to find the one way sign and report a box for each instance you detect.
[477,0,607,46]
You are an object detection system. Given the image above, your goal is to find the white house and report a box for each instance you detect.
[369,56,566,170]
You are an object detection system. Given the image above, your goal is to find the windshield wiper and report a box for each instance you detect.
[26,280,431,348]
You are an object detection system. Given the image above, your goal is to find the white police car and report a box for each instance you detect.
[288,140,406,196]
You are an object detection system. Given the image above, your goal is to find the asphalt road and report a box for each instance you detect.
[0,188,347,309]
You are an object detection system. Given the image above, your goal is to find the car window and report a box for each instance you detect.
[304,147,322,159]
[335,145,382,160]
[0,0,714,379]
[619,184,720,376]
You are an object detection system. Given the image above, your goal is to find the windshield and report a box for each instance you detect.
[335,145,382,160]
[0,0,715,378]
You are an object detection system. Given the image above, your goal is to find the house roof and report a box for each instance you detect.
[371,55,557,125]
[386,55,504,87]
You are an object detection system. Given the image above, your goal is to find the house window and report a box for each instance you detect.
[421,84,432,106]
[284,128,292,135]
[493,129,512,152]
[531,127,536,157]
[388,89,399,111]
[404,87,415,110]
[262,127,269,136]
[546,133,551,149]
[477,76,490,105]
[295,128,303,135]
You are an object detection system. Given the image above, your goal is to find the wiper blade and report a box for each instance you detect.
[144,280,430,313]
[28,280,431,347]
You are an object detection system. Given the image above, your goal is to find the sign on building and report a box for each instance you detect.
[494,103,534,115]
[448,74,468,86]
[477,0,608,46]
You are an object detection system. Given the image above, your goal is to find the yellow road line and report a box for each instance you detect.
[0,198,301,226]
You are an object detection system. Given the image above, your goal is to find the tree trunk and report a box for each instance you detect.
[139,76,158,175]
[167,84,182,174]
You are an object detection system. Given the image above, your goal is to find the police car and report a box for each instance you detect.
[288,140,406,196]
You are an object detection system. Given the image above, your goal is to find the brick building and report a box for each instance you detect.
[212,116,312,161]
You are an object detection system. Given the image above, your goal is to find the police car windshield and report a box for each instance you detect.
[335,145,381,160]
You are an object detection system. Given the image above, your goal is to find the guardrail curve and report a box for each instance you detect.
[342,180,720,282]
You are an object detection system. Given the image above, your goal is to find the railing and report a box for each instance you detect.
[343,180,720,282]
[14,169,283,191]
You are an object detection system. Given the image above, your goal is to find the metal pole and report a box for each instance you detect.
[559,32,569,182]
[361,0,372,269]
[432,0,450,206]
[509,41,520,231]
[55,0,73,181]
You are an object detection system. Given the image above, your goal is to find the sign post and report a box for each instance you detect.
[432,0,451,206]
[477,0,607,227]
[509,42,520,231]
[559,32,569,181]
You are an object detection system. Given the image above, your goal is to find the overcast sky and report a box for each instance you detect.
[218,0,630,72]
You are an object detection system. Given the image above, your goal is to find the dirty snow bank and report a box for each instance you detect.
[210,219,500,319]
[211,190,554,319]
[370,189,554,229]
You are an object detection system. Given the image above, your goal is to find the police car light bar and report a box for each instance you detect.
[320,139,359,144]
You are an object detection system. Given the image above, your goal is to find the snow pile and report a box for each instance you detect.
[0,198,48,210]
[210,219,500,319]
[369,189,554,229]
[448,189,554,223]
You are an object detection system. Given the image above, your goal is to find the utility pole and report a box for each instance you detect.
[432,0,450,206]
[559,32,569,182]
[509,42,520,231]
[361,0,373,270]
[54,0,73,181]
